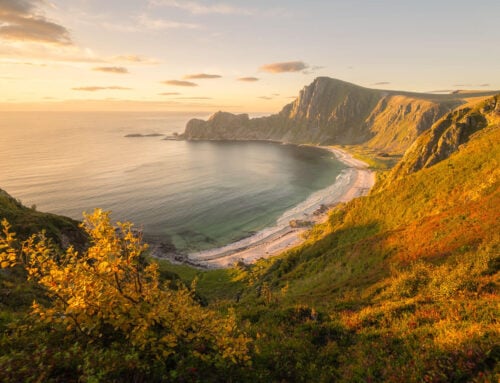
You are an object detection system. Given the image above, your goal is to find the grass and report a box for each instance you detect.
[0,98,498,381]
[0,188,85,249]
[157,260,245,303]
[222,115,500,381]
[336,145,401,170]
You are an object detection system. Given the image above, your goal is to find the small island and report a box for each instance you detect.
[163,132,183,141]
[124,133,165,138]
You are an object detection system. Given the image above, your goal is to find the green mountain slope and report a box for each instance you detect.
[0,189,86,315]
[262,113,498,297]
[388,94,500,181]
[1,92,498,381]
[225,95,499,381]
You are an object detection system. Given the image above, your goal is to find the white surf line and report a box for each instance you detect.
[187,146,375,268]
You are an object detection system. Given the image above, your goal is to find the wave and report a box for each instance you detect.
[189,168,354,261]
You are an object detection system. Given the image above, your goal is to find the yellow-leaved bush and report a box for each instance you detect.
[0,209,251,368]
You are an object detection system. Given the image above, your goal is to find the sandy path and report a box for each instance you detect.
[187,147,375,268]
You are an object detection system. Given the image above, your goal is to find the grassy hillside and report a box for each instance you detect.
[218,110,499,381]
[0,188,86,248]
[0,97,498,381]
[388,94,500,181]
[171,108,500,381]
[0,189,87,316]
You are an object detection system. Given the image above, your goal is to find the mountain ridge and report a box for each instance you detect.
[183,77,498,154]
[1,79,499,382]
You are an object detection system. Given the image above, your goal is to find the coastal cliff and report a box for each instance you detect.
[183,77,494,154]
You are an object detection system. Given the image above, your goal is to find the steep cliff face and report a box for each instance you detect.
[185,112,252,140]
[184,77,382,144]
[365,95,453,153]
[388,94,500,181]
[277,77,382,144]
[183,77,463,154]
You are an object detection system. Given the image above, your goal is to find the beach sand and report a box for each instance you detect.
[186,147,375,269]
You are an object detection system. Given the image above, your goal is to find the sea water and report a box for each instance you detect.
[0,111,345,252]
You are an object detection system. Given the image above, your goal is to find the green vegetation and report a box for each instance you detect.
[158,115,500,381]
[337,145,402,170]
[157,261,244,303]
[389,94,500,182]
[0,96,498,381]
[0,210,250,382]
[0,188,86,249]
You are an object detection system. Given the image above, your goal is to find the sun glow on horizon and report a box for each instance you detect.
[0,0,499,113]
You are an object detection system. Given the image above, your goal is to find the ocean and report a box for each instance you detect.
[0,111,346,252]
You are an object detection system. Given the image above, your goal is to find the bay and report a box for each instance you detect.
[0,111,345,252]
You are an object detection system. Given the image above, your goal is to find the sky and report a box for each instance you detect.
[0,0,499,113]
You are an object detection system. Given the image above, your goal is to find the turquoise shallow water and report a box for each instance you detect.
[0,112,345,252]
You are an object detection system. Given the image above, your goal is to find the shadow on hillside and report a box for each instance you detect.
[266,221,392,285]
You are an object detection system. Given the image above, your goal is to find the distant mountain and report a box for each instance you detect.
[183,77,497,154]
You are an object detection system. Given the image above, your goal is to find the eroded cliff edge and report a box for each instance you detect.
[183,77,497,154]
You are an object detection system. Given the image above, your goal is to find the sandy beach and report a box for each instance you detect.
[185,147,375,268]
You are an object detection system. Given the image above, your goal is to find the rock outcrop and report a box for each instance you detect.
[182,77,489,154]
[364,95,452,153]
[388,94,500,180]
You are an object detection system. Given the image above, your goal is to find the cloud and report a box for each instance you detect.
[159,92,181,95]
[72,86,132,91]
[454,83,490,88]
[237,76,259,82]
[149,0,253,15]
[183,73,221,79]
[162,80,198,87]
[0,40,106,64]
[272,93,280,96]
[259,61,308,73]
[137,14,199,30]
[0,0,72,44]
[0,0,33,14]
[428,90,453,94]
[0,59,46,66]
[113,55,160,65]
[175,96,212,100]
[258,96,273,100]
[372,81,391,86]
[93,66,129,74]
